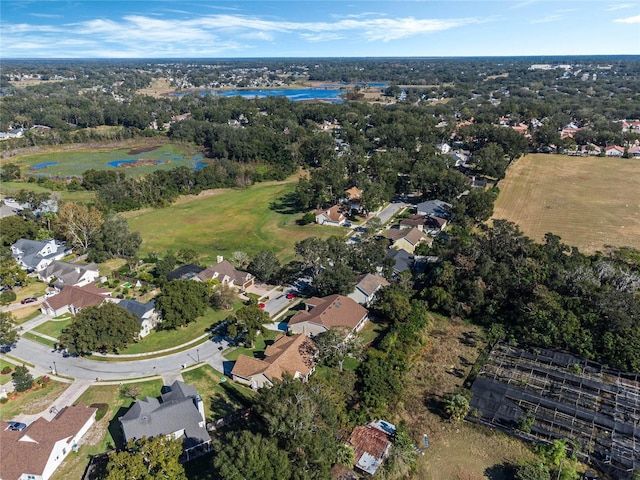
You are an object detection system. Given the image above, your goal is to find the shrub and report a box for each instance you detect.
[1,366,12,375]
[0,397,7,404]
[90,402,109,421]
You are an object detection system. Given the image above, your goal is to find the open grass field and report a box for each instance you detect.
[125,177,346,264]
[3,141,203,179]
[50,380,163,480]
[493,154,640,253]
[398,316,536,479]
[0,181,96,203]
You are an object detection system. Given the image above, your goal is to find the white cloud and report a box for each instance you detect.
[29,13,63,18]
[605,4,633,11]
[1,11,490,58]
[614,14,640,23]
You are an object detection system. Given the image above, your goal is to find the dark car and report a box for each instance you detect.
[6,421,27,431]
[20,297,38,304]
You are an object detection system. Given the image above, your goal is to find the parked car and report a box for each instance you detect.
[286,292,296,300]
[20,297,37,304]
[6,421,27,431]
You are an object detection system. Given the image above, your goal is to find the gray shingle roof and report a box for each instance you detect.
[119,381,209,450]
[117,299,155,320]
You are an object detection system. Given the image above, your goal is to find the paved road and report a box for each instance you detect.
[263,289,297,316]
[7,334,230,381]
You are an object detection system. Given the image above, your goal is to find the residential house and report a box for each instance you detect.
[40,284,112,317]
[119,381,211,462]
[10,238,68,272]
[288,294,369,337]
[344,186,362,212]
[415,199,452,219]
[167,264,205,281]
[39,260,100,289]
[196,257,254,291]
[348,273,389,306]
[315,205,346,226]
[436,142,451,154]
[116,299,159,338]
[231,334,318,389]
[0,403,97,480]
[604,145,625,157]
[386,248,414,275]
[385,227,432,254]
[347,420,395,475]
[399,214,448,234]
[628,145,640,158]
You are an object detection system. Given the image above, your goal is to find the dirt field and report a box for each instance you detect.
[398,317,535,479]
[493,154,640,253]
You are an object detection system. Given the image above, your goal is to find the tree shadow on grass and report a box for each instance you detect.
[485,463,517,480]
[269,192,300,215]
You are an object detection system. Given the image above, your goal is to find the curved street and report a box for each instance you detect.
[9,333,230,381]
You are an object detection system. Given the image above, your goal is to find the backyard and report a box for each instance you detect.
[493,154,640,253]
[50,380,163,480]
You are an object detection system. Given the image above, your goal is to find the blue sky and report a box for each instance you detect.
[1,1,639,58]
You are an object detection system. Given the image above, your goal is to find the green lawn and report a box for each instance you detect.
[0,359,14,385]
[224,329,282,362]
[32,318,72,340]
[359,316,390,345]
[182,364,255,421]
[0,379,70,420]
[125,177,346,264]
[117,304,240,355]
[51,380,164,480]
[22,331,57,348]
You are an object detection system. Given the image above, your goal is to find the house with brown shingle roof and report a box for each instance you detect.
[288,294,368,337]
[385,226,432,254]
[0,403,97,480]
[196,256,254,291]
[231,334,318,389]
[315,204,346,226]
[40,283,112,317]
[348,273,389,306]
[399,214,448,234]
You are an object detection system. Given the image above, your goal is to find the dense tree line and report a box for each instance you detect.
[420,220,640,371]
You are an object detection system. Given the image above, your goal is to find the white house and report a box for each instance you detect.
[315,205,346,226]
[116,299,159,338]
[604,145,624,157]
[11,238,68,272]
[38,260,99,289]
[0,403,97,480]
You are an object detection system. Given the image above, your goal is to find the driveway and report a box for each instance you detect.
[375,202,408,225]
